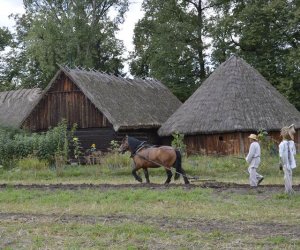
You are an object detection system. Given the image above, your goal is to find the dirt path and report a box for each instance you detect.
[0,182,299,193]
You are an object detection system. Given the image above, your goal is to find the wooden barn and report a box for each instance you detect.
[0,89,42,128]
[158,55,300,155]
[21,66,182,150]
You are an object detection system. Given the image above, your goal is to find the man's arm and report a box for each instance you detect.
[246,143,255,163]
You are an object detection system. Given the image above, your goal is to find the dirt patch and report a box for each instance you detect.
[0,182,299,193]
[0,212,299,239]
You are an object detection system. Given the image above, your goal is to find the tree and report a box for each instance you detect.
[1,0,129,89]
[0,27,14,90]
[209,0,300,109]
[130,0,216,101]
[0,27,12,51]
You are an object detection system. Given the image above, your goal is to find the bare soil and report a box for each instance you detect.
[0,182,299,193]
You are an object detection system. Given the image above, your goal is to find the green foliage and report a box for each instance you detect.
[1,0,129,89]
[72,137,83,160]
[102,151,131,169]
[70,123,82,161]
[257,130,278,156]
[109,140,120,153]
[16,156,49,170]
[210,0,300,110]
[0,120,70,168]
[171,131,186,155]
[130,0,211,101]
[0,27,12,51]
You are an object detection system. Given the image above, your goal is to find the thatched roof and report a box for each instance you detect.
[0,88,42,128]
[25,66,181,131]
[158,55,300,136]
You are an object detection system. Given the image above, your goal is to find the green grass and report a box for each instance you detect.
[0,188,299,222]
[0,154,300,249]
[0,187,300,249]
[0,154,299,185]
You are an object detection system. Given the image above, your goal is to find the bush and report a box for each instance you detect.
[0,120,70,168]
[171,132,186,155]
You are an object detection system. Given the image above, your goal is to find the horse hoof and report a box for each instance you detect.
[136,178,142,183]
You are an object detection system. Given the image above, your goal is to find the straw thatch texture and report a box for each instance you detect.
[158,55,300,136]
[28,66,182,131]
[0,88,42,128]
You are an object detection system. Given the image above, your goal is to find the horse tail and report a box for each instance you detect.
[174,150,182,180]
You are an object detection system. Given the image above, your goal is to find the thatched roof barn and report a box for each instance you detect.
[0,88,42,128]
[21,66,181,150]
[158,55,300,155]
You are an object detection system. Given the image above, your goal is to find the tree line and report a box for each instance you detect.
[0,0,299,110]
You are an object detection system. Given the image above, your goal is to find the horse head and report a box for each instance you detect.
[118,136,129,154]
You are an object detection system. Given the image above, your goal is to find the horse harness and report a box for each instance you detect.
[126,136,199,181]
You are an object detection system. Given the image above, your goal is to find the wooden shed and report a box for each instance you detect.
[21,66,182,150]
[0,88,42,128]
[158,55,300,155]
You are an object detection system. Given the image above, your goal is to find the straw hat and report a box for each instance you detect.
[248,134,258,140]
[281,124,296,140]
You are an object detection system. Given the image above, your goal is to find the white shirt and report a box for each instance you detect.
[279,140,296,170]
[246,141,261,168]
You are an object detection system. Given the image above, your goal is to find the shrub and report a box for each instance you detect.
[171,132,186,155]
[109,140,120,153]
[257,129,278,156]
[0,120,71,168]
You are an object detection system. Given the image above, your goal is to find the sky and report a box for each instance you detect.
[0,0,145,72]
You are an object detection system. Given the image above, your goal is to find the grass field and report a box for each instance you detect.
[0,155,300,249]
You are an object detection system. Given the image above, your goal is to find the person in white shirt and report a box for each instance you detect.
[279,124,297,194]
[246,134,264,187]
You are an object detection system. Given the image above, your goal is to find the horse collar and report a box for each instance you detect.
[127,137,146,157]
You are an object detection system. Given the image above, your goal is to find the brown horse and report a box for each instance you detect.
[119,136,190,184]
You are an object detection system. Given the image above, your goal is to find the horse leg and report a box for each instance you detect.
[164,168,173,185]
[143,168,150,183]
[174,150,190,184]
[132,167,142,183]
[179,168,190,184]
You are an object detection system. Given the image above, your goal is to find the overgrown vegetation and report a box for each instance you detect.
[0,120,70,168]
[258,129,278,156]
[102,140,131,169]
[0,152,298,185]
[171,131,186,155]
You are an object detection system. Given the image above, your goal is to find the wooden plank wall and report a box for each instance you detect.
[185,133,242,155]
[73,128,160,152]
[21,72,161,151]
[22,73,111,131]
[74,128,116,152]
[162,130,300,156]
[116,129,160,145]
